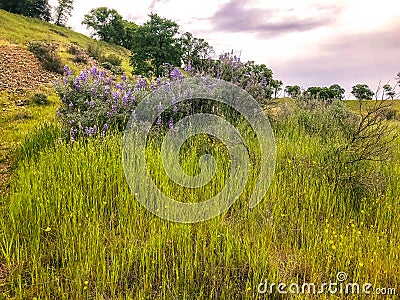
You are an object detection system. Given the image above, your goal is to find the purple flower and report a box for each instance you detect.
[168,118,174,129]
[62,77,68,84]
[112,92,120,102]
[131,110,136,120]
[70,128,77,136]
[121,73,127,81]
[116,83,124,91]
[68,102,74,108]
[68,119,74,125]
[173,105,178,115]
[105,85,110,95]
[90,88,96,97]
[85,127,96,137]
[156,116,162,125]
[100,69,107,78]
[103,123,109,131]
[64,65,72,76]
[89,66,98,77]
[89,101,95,109]
[170,68,184,80]
[79,68,88,81]
[56,111,61,117]
[107,111,112,117]
[62,95,67,103]
[135,77,147,89]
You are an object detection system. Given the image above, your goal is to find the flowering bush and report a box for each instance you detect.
[55,65,186,140]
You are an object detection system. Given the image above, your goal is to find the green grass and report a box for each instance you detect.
[0,9,132,75]
[0,107,399,299]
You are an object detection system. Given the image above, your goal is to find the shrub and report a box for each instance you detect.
[87,44,103,61]
[31,93,50,105]
[28,41,64,74]
[55,65,165,139]
[102,53,122,66]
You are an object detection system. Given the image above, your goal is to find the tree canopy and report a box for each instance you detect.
[0,0,51,21]
[130,13,182,77]
[351,84,374,100]
[82,7,126,45]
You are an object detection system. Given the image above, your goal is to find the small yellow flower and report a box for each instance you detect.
[359,262,364,267]
[332,245,336,250]
[246,287,251,291]
[44,227,51,232]
[84,281,89,285]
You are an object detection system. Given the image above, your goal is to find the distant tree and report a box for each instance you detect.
[122,20,137,50]
[82,7,125,45]
[329,84,345,100]
[180,32,213,69]
[285,85,301,98]
[0,0,51,21]
[271,79,283,99]
[382,84,396,100]
[351,84,374,100]
[54,0,74,26]
[130,13,182,77]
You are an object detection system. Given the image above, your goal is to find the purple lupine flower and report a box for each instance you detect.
[89,101,95,109]
[122,94,128,104]
[111,105,118,113]
[90,88,96,97]
[170,68,184,80]
[156,116,162,125]
[62,95,67,103]
[100,69,107,78]
[105,99,111,104]
[112,92,120,102]
[135,76,148,89]
[85,127,96,137]
[107,111,112,117]
[105,85,110,95]
[151,81,158,91]
[184,62,194,72]
[116,83,124,91]
[68,102,74,108]
[130,95,136,103]
[68,119,74,125]
[79,68,88,81]
[99,94,104,100]
[89,66,98,77]
[64,65,71,76]
[62,77,68,84]
[70,128,77,136]
[121,73,127,81]
[56,111,61,117]
[103,123,109,131]
[173,105,178,115]
[168,118,174,129]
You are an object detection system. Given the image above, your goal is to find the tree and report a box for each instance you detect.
[82,7,125,45]
[54,0,74,26]
[329,84,345,100]
[285,85,301,98]
[382,84,396,100]
[180,32,213,69]
[130,13,182,77]
[351,84,374,100]
[122,20,137,50]
[0,0,51,21]
[271,79,283,99]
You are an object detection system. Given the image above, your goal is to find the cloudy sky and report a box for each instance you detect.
[49,0,400,98]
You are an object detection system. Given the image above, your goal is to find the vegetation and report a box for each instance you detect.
[0,0,51,21]
[28,41,64,74]
[0,7,400,299]
[351,84,375,100]
[54,0,74,26]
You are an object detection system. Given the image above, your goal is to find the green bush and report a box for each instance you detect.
[102,53,122,66]
[87,44,103,61]
[31,93,50,105]
[28,41,64,74]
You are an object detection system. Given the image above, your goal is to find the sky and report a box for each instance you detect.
[49,0,400,98]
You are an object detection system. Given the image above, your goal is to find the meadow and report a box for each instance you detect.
[0,93,399,299]
[0,8,399,299]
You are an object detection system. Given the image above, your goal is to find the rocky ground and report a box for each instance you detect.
[0,44,59,93]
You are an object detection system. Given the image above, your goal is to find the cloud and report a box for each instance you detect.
[149,0,171,12]
[209,0,342,36]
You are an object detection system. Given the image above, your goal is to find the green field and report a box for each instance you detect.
[1,9,400,299]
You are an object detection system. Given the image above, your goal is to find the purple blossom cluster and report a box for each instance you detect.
[55,65,154,139]
[55,65,187,140]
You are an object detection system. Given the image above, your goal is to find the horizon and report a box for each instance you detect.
[49,0,400,99]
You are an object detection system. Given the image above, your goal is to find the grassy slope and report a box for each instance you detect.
[0,9,132,73]
[0,9,133,193]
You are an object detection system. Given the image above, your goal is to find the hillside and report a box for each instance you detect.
[0,9,132,77]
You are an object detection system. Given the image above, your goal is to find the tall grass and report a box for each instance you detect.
[0,106,399,299]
